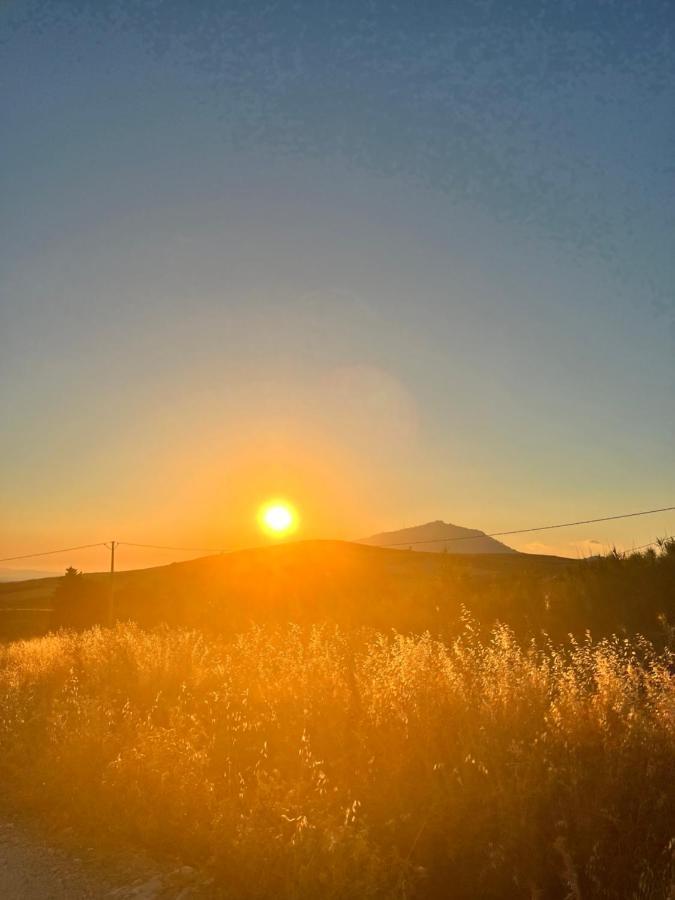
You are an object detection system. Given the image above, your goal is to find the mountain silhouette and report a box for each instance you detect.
[359,520,517,554]
[0,567,55,582]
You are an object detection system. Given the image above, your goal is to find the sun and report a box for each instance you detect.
[259,501,297,537]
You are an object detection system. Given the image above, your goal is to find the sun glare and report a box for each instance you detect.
[259,502,297,537]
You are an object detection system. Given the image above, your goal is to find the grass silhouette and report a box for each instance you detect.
[0,616,672,898]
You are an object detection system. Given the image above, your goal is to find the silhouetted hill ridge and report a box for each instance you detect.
[359,521,517,554]
[5,538,671,647]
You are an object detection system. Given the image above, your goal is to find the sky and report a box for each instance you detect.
[1,0,674,571]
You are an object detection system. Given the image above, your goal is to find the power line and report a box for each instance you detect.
[0,542,106,563]
[1,505,673,564]
[118,506,675,555]
[380,505,675,548]
[118,541,230,553]
[619,538,671,554]
[581,539,663,557]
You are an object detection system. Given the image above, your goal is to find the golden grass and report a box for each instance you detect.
[0,622,672,898]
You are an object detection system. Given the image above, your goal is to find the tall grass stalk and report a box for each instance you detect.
[0,623,672,898]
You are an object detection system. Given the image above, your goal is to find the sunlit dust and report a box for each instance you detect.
[259,501,297,537]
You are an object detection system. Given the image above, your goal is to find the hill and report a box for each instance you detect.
[359,520,516,553]
[1,538,672,645]
[1,540,571,640]
[0,567,55,582]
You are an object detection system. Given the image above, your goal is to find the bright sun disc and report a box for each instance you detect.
[259,502,296,536]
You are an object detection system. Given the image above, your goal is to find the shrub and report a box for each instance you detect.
[0,623,672,898]
[51,567,107,630]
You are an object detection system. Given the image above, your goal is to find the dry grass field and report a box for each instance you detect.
[0,619,672,899]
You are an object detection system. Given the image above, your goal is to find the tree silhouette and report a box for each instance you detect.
[51,567,106,630]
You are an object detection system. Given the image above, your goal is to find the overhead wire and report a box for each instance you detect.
[1,505,673,563]
[379,505,675,547]
[0,542,107,563]
[118,541,230,554]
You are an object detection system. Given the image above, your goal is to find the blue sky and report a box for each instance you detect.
[1,0,674,567]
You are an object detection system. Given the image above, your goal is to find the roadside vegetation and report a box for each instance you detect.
[0,616,672,898]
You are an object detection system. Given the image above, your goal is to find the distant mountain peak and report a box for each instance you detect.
[0,567,57,582]
[358,520,516,554]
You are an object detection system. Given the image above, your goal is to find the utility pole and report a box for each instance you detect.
[106,540,116,626]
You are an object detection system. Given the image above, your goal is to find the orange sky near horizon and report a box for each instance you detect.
[2,366,673,574]
[2,371,674,574]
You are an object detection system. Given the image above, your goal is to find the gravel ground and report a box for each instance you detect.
[0,819,122,898]
[0,818,209,899]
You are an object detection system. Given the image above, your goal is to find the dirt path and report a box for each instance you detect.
[0,819,122,898]
[0,819,207,899]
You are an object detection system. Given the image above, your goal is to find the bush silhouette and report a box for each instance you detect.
[51,567,106,630]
